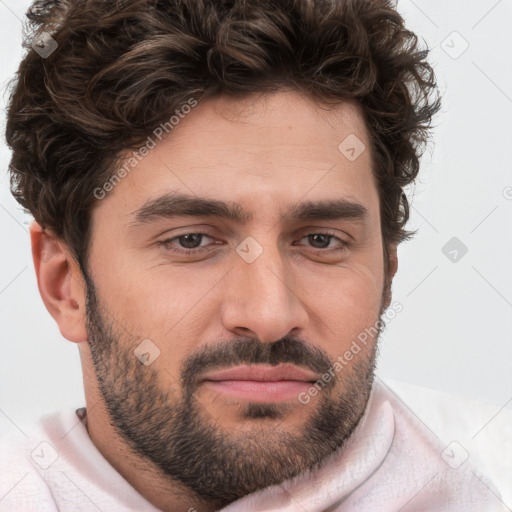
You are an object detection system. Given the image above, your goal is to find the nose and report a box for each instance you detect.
[220,241,309,343]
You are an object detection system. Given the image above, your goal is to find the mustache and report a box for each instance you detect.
[180,336,334,395]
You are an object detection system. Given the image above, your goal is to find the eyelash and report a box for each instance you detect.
[157,232,350,256]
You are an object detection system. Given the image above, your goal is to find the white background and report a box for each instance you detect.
[0,0,511,428]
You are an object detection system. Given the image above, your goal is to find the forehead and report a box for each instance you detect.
[93,90,379,227]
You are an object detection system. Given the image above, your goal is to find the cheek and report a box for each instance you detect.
[91,256,218,345]
[305,258,384,355]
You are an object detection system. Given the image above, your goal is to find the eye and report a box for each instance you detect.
[296,232,349,252]
[157,231,350,257]
[301,234,339,250]
[158,233,216,255]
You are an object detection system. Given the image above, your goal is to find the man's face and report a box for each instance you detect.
[82,90,391,506]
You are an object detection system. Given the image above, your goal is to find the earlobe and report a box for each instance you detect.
[382,243,398,311]
[388,244,398,280]
[30,221,88,343]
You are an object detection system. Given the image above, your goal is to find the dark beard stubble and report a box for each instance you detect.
[83,271,385,508]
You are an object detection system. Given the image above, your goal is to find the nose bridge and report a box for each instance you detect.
[222,236,308,342]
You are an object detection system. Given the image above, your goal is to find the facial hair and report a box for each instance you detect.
[83,271,387,509]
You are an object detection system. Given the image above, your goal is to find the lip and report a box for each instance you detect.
[202,364,320,383]
[203,380,314,402]
[201,364,320,403]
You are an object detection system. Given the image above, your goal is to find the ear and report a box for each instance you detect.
[30,221,88,343]
[382,243,398,311]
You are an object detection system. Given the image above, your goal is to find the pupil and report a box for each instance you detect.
[309,234,330,248]
[179,234,202,249]
[177,234,331,250]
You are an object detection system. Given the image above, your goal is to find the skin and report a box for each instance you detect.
[31,89,398,512]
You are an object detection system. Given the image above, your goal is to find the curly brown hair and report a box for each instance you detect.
[6,0,440,270]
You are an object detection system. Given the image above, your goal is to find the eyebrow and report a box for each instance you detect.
[129,192,369,227]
